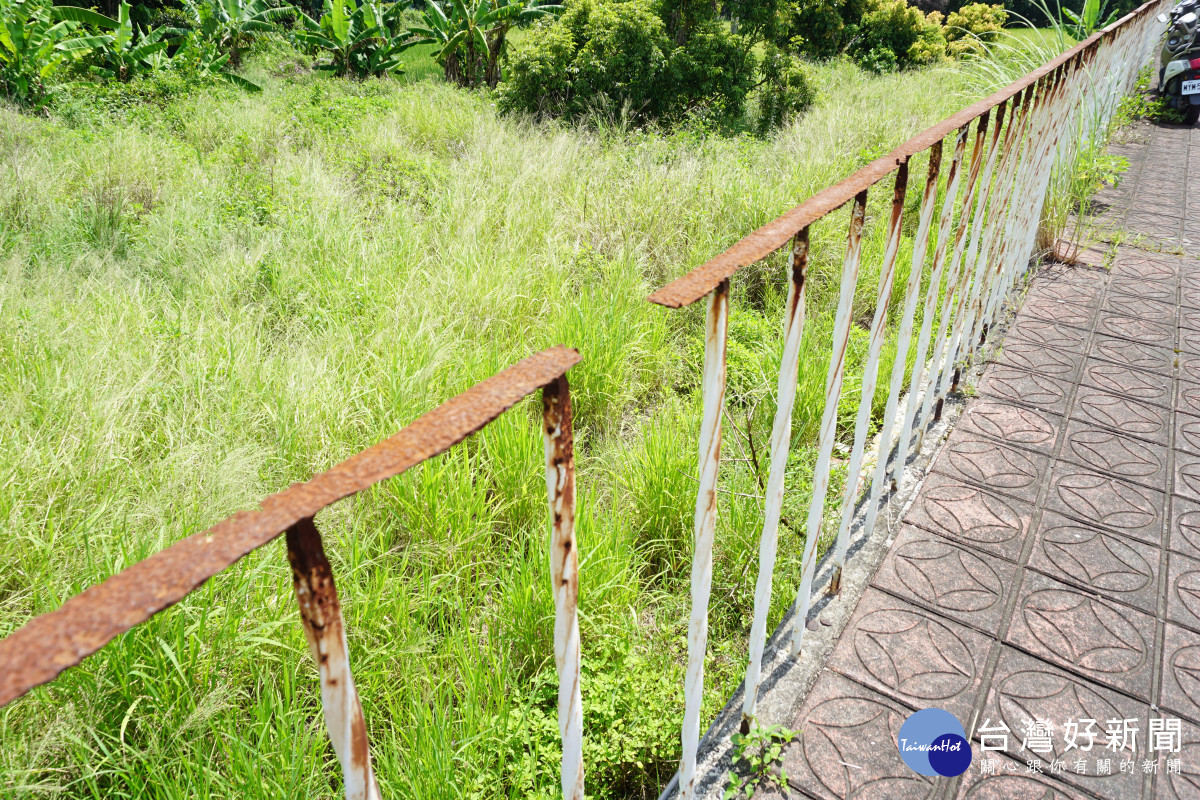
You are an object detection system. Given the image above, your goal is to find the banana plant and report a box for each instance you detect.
[185,0,295,65]
[1061,0,1119,39]
[410,0,560,88]
[294,0,411,78]
[143,32,263,91]
[0,0,107,106]
[55,2,183,82]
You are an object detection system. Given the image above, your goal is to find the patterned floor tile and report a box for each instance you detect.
[1058,420,1170,492]
[1149,717,1200,800]
[951,755,1092,800]
[1103,291,1175,322]
[1079,359,1173,408]
[1017,297,1095,331]
[1167,551,1200,634]
[1043,463,1165,546]
[1092,312,1175,349]
[1068,385,1170,445]
[1110,276,1177,304]
[1027,510,1160,614]
[1175,412,1200,457]
[978,366,1072,415]
[871,526,1016,635]
[952,400,1062,457]
[1159,624,1200,726]
[1005,572,1154,700]
[1006,318,1091,353]
[1088,333,1174,374]
[1178,327,1200,358]
[930,435,1049,505]
[977,648,1147,800]
[1174,453,1200,504]
[903,473,1033,563]
[1028,278,1104,308]
[824,588,994,724]
[1170,495,1200,561]
[990,340,1081,382]
[781,671,946,800]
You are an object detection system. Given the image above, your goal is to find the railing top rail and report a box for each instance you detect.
[0,345,581,709]
[646,0,1158,310]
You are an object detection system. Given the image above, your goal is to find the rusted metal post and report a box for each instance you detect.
[679,280,728,799]
[741,229,809,726]
[862,141,944,541]
[286,518,381,800]
[831,165,909,587]
[542,375,583,800]
[791,190,867,657]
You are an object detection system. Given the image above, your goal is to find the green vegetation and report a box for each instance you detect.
[0,29,1065,795]
[0,0,1142,791]
[723,723,797,800]
[294,0,412,78]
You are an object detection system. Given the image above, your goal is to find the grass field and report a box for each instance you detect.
[1,32,1072,799]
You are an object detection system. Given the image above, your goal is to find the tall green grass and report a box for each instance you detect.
[1,36,1066,799]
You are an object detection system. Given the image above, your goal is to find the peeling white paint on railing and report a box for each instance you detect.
[790,190,867,658]
[679,281,729,800]
[544,375,584,800]
[741,231,809,725]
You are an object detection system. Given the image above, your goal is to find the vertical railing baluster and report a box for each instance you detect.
[890,124,970,492]
[286,518,381,800]
[543,376,583,800]
[936,99,1008,400]
[790,191,867,657]
[981,84,1038,335]
[830,165,909,586]
[915,111,991,436]
[741,229,809,726]
[960,93,1028,359]
[996,76,1056,313]
[861,141,944,542]
[679,281,729,799]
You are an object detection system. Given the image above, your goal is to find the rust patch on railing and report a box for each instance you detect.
[287,517,380,800]
[0,346,581,708]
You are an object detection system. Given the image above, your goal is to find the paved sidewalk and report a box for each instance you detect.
[767,122,1200,799]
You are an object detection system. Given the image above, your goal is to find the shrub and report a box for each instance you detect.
[850,0,946,71]
[500,0,754,124]
[787,0,871,59]
[499,0,672,119]
[665,18,756,120]
[944,2,1005,56]
[754,44,817,133]
[908,10,949,64]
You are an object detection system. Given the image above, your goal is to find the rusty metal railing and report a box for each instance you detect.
[0,347,584,800]
[649,3,1168,795]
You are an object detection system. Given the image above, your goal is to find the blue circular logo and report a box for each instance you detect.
[897,708,971,776]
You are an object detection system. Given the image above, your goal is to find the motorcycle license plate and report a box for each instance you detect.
[1184,79,1200,95]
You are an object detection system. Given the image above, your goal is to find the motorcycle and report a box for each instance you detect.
[1158,0,1200,124]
